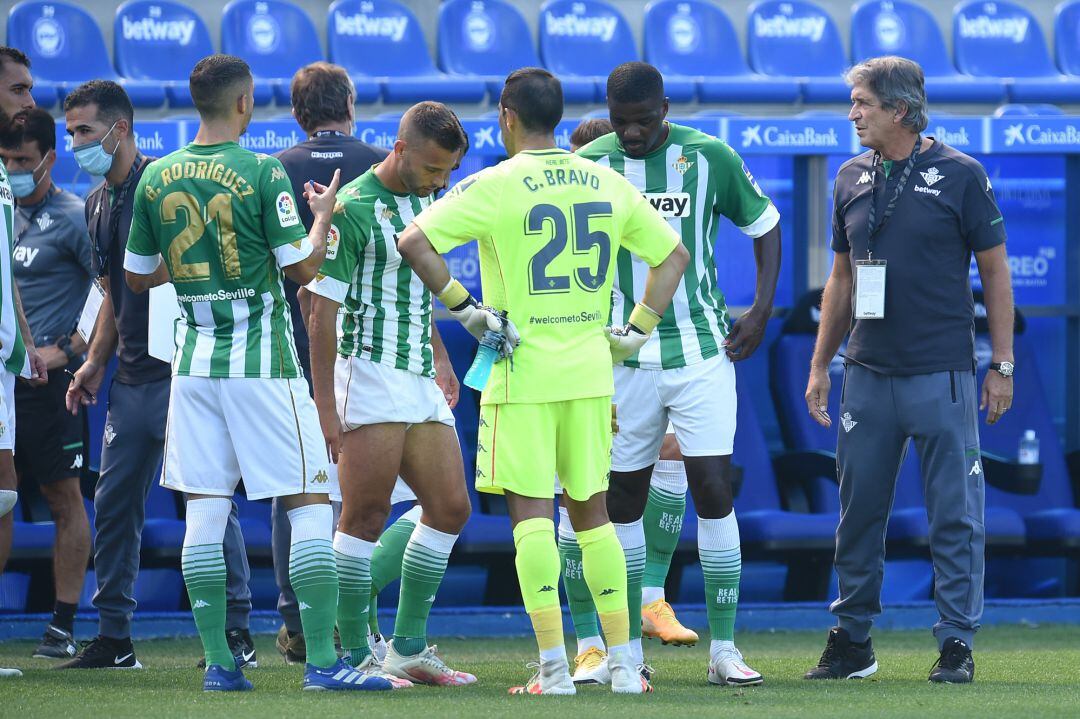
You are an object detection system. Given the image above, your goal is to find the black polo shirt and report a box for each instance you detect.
[831,138,1006,375]
[86,155,171,385]
[274,132,387,386]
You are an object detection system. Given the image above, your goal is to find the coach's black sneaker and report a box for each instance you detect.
[33,625,77,659]
[276,625,306,665]
[54,636,141,669]
[197,629,257,669]
[804,627,878,679]
[929,638,974,684]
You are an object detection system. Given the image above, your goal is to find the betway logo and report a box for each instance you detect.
[121,16,196,45]
[544,12,618,41]
[1004,123,1080,147]
[740,124,839,148]
[932,125,971,147]
[644,192,690,218]
[752,14,826,42]
[334,13,408,41]
[957,14,1028,43]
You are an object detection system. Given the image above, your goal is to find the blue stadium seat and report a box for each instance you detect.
[850,0,1006,103]
[0,572,31,612]
[10,521,56,561]
[538,0,638,103]
[327,0,486,104]
[142,481,185,559]
[1054,0,1080,76]
[437,0,595,105]
[114,1,232,108]
[993,103,1065,117]
[643,0,799,103]
[222,0,351,106]
[232,493,272,561]
[746,0,849,102]
[8,0,164,107]
[953,0,1080,103]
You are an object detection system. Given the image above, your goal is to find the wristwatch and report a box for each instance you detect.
[55,335,76,362]
[990,361,1014,377]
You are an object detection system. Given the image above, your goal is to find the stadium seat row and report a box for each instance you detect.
[8,0,1080,110]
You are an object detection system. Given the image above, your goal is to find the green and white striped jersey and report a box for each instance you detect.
[578,123,780,370]
[0,164,29,378]
[125,142,309,378]
[309,167,434,378]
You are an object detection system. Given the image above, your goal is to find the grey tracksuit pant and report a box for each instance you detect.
[93,378,251,638]
[272,497,341,633]
[830,363,985,649]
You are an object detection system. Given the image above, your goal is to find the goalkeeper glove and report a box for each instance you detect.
[607,302,662,364]
[438,279,521,353]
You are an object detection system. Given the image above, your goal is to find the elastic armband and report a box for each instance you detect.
[437,278,472,311]
[628,302,662,335]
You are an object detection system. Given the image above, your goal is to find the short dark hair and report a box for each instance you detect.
[607,62,664,105]
[189,54,252,119]
[500,67,563,134]
[401,101,469,153]
[0,107,55,153]
[63,80,135,126]
[570,118,613,149]
[0,47,30,71]
[291,62,353,134]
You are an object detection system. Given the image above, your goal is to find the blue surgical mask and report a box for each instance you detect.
[8,154,47,198]
[72,121,119,176]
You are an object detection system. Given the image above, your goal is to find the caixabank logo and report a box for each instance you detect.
[998,120,1080,150]
[238,123,304,153]
[731,119,843,152]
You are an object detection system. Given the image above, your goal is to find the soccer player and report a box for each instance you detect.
[308,101,474,687]
[577,62,781,686]
[123,54,389,693]
[569,118,612,152]
[398,67,689,695]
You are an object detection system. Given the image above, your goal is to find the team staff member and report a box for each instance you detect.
[61,80,253,671]
[270,60,387,665]
[0,46,50,681]
[804,56,1014,685]
[2,108,93,660]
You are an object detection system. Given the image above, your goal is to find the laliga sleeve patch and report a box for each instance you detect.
[326,224,340,260]
[276,191,300,228]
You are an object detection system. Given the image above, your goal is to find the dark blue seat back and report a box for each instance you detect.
[8,0,119,82]
[328,0,438,77]
[731,366,783,512]
[643,0,752,77]
[954,0,1057,77]
[114,0,214,81]
[222,0,323,80]
[746,0,846,77]
[851,0,956,76]
[1054,0,1080,75]
[437,0,540,76]
[538,0,638,77]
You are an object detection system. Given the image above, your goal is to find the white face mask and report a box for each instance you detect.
[8,153,47,198]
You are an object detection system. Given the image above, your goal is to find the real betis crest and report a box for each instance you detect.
[672,155,694,175]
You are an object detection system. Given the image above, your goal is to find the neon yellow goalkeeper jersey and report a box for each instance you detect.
[413,148,679,406]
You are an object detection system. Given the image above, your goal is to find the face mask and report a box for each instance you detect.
[8,154,47,198]
[72,121,119,176]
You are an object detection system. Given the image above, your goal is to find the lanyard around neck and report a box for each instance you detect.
[866,136,921,259]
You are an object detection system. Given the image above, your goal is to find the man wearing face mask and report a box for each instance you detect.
[59,80,254,671]
[0,108,93,660]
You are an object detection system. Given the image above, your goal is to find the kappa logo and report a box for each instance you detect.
[36,211,53,231]
[192,599,211,609]
[270,166,286,182]
[599,588,617,596]
[645,192,690,218]
[841,411,858,433]
[70,453,83,470]
[986,176,993,192]
[104,423,117,446]
[311,469,329,484]
[969,461,982,476]
[425,595,436,603]
[672,154,694,175]
[538,585,556,593]
[919,167,945,186]
[299,601,312,610]
[381,206,396,221]
[857,171,872,185]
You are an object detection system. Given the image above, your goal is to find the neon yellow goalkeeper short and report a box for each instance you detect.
[475,396,612,502]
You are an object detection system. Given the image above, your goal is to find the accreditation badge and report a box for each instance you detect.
[854,259,887,319]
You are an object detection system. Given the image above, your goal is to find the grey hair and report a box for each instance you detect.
[846,56,928,133]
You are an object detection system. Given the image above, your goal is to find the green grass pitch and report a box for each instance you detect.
[1,625,1078,718]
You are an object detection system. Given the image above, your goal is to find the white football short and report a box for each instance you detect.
[335,355,454,430]
[161,375,334,500]
[611,353,736,472]
[0,369,15,452]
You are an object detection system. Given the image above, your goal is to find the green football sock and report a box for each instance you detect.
[393,522,457,656]
[288,505,339,669]
[699,513,741,642]
[182,543,232,668]
[334,531,373,666]
[371,506,419,594]
[368,594,380,636]
[558,528,600,640]
[614,520,646,642]
[643,462,687,594]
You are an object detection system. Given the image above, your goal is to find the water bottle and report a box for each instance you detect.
[464,329,505,391]
[1018,429,1040,465]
